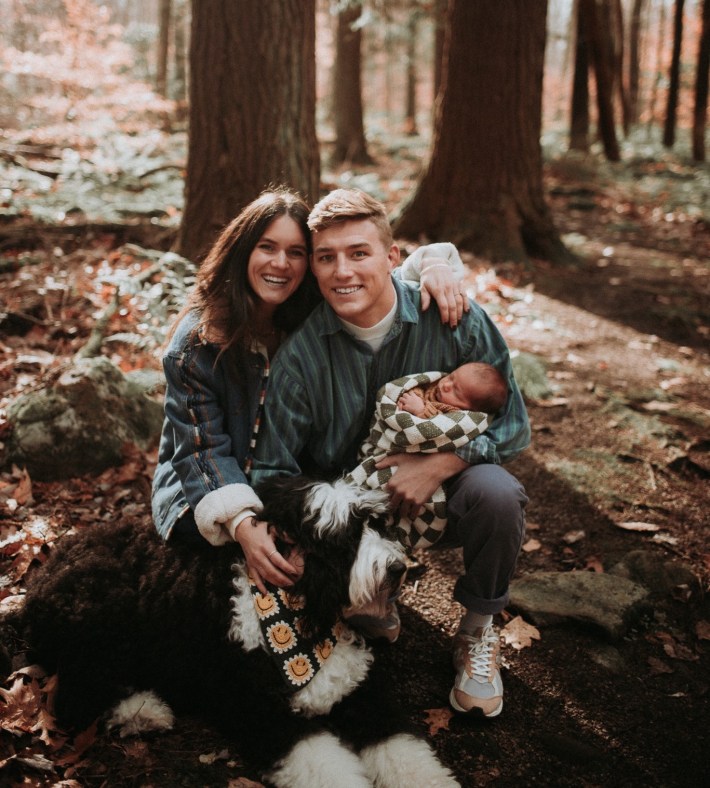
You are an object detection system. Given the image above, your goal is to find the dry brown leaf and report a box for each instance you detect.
[227,778,265,788]
[614,521,660,532]
[584,556,605,572]
[13,467,34,506]
[501,616,541,650]
[522,538,541,552]
[695,620,710,641]
[0,674,43,734]
[423,707,454,736]
[647,657,674,676]
[533,397,569,408]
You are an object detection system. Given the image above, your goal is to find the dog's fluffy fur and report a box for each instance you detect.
[21,476,458,787]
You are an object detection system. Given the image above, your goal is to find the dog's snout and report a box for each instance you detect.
[388,559,407,584]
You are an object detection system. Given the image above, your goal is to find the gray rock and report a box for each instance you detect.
[608,550,702,602]
[509,570,650,640]
[3,356,163,480]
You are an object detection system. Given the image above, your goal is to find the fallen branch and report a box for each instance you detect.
[74,288,121,360]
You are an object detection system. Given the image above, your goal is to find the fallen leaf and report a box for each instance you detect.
[614,521,660,532]
[227,778,265,788]
[584,556,604,572]
[533,397,569,407]
[522,538,541,552]
[501,616,541,650]
[423,707,454,736]
[647,656,674,676]
[562,529,585,544]
[695,620,710,641]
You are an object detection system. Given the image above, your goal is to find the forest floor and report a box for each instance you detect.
[0,127,708,787]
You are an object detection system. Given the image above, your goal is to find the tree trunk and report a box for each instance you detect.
[663,0,685,148]
[570,0,590,151]
[693,0,710,160]
[580,0,621,161]
[612,0,631,136]
[648,0,667,135]
[433,0,449,103]
[172,0,188,103]
[156,0,171,97]
[393,0,569,264]
[177,0,319,263]
[331,1,372,165]
[404,10,419,135]
[628,0,646,124]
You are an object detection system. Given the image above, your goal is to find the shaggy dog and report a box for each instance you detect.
[21,476,458,787]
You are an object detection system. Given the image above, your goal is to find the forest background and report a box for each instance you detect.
[0,1,708,786]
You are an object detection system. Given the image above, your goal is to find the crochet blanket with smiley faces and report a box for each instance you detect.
[249,577,353,691]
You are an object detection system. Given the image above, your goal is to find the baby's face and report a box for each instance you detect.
[435,366,482,409]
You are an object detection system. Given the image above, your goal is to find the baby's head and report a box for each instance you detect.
[435,363,508,414]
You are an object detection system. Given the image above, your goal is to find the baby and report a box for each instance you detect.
[397,362,508,418]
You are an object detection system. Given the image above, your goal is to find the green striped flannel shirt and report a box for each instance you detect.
[250,278,530,483]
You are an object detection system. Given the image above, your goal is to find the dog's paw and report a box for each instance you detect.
[106,690,175,738]
[360,733,460,787]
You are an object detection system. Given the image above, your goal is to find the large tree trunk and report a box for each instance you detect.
[692,0,710,161]
[331,1,372,165]
[393,0,568,263]
[177,0,319,263]
[581,0,621,161]
[663,0,685,148]
[612,0,631,136]
[569,0,590,151]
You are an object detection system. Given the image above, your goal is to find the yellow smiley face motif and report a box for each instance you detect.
[267,621,296,653]
[279,589,305,611]
[253,591,279,618]
[314,638,334,664]
[285,654,314,686]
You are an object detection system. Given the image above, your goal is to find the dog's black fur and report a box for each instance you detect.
[19,476,457,787]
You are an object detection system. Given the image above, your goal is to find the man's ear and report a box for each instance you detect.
[387,243,401,270]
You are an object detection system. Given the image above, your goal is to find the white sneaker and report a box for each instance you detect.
[449,625,503,717]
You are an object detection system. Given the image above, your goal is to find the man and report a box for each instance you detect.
[252,189,530,718]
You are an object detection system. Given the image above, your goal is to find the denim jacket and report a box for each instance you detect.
[152,310,265,541]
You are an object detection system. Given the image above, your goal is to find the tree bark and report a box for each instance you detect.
[177,0,319,263]
[404,10,419,135]
[628,0,646,124]
[580,0,621,161]
[172,0,188,103]
[612,0,631,136]
[393,0,569,264]
[331,1,372,165]
[692,0,710,160]
[570,0,590,151]
[433,0,449,103]
[663,0,685,148]
[156,0,171,97]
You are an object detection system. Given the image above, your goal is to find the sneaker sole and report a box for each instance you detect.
[448,688,503,718]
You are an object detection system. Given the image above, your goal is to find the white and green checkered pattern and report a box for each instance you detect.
[346,373,488,549]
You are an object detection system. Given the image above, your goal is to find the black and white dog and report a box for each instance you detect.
[21,476,458,787]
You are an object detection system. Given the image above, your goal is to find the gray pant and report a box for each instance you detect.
[442,463,528,615]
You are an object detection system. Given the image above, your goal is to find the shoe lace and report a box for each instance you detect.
[465,626,499,679]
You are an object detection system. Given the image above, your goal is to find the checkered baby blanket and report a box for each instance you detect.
[346,372,489,549]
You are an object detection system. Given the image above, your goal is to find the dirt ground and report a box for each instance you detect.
[1,148,709,787]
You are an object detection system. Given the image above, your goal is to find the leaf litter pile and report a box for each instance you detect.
[1,127,709,786]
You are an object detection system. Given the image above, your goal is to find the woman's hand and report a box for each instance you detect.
[419,261,470,328]
[234,517,303,595]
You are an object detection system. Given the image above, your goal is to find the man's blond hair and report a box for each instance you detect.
[308,189,394,248]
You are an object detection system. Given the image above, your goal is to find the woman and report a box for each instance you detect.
[152,187,465,594]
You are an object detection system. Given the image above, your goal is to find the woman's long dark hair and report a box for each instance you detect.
[169,188,321,369]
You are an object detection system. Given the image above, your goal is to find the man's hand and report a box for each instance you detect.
[375,453,469,521]
[419,261,470,328]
